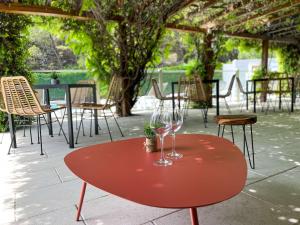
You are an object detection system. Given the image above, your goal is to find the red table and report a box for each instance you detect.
[64,134,247,225]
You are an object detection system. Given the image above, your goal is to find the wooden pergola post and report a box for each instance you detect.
[261,39,269,102]
[262,39,269,75]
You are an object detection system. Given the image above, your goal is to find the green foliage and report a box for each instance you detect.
[50,72,59,79]
[27,25,79,70]
[225,39,261,59]
[0,14,32,78]
[185,60,206,78]
[251,67,264,80]
[0,13,32,131]
[144,123,156,138]
[276,44,300,75]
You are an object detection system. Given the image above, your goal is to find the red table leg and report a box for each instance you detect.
[76,182,87,221]
[190,207,199,225]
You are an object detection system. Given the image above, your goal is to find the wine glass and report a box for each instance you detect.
[150,108,173,166]
[167,107,183,159]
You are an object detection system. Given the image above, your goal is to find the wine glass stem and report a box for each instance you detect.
[159,135,165,161]
[172,132,176,153]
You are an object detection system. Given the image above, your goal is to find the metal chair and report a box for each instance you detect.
[75,76,124,142]
[213,74,236,113]
[58,80,97,137]
[178,75,209,128]
[236,76,250,112]
[1,76,68,155]
[152,79,173,108]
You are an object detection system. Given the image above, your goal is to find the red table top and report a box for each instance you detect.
[64,134,247,209]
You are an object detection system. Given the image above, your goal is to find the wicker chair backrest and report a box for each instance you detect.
[1,76,44,116]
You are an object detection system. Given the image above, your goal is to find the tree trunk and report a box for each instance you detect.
[201,33,215,106]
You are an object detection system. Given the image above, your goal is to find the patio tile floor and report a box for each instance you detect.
[0,107,299,225]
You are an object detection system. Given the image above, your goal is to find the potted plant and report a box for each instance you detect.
[50,72,60,85]
[144,123,157,152]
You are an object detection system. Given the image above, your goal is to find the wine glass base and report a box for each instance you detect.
[167,151,183,159]
[154,158,173,166]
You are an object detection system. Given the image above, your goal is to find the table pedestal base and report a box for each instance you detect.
[190,207,199,225]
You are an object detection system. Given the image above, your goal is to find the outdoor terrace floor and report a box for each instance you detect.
[0,107,299,225]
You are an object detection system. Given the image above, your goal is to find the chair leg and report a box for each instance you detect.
[103,110,113,142]
[89,110,93,137]
[29,124,33,144]
[58,108,67,136]
[221,125,225,137]
[37,116,40,144]
[75,109,78,129]
[217,125,220,136]
[82,110,86,136]
[41,114,53,137]
[242,125,254,169]
[53,111,69,144]
[224,98,231,114]
[110,109,124,137]
[230,125,235,144]
[23,123,26,137]
[37,115,44,155]
[250,124,255,169]
[8,127,16,155]
[201,106,208,128]
[75,109,85,144]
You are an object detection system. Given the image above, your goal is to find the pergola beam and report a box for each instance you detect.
[0,3,90,20]
[226,0,300,30]
[0,2,298,45]
[166,23,207,33]
[268,24,298,35]
[200,1,246,28]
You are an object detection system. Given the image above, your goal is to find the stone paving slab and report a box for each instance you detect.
[153,192,298,225]
[15,179,108,221]
[0,109,299,225]
[5,206,85,225]
[82,195,177,225]
[244,166,300,209]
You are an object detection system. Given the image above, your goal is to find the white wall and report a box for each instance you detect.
[221,58,278,101]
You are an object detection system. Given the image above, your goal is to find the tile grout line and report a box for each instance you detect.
[140,208,184,225]
[13,193,16,223]
[74,204,88,225]
[241,190,278,207]
[246,165,298,186]
[54,167,64,183]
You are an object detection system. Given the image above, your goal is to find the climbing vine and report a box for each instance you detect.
[0,13,32,131]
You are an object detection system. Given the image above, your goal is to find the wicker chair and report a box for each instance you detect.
[75,76,124,142]
[152,79,173,107]
[178,75,209,127]
[58,80,97,137]
[1,76,68,155]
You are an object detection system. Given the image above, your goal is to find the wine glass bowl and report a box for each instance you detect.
[150,109,173,166]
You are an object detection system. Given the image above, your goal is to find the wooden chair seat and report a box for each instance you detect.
[79,102,114,110]
[214,114,257,126]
